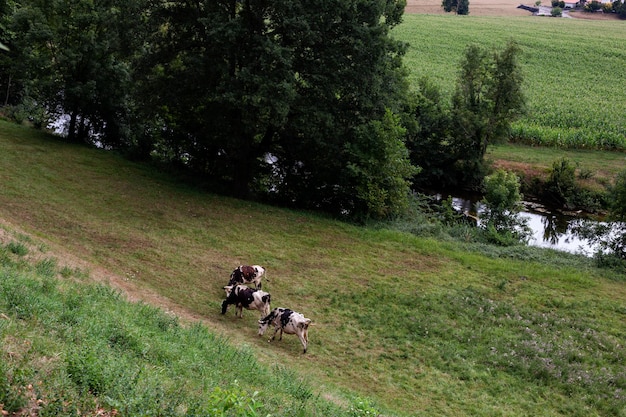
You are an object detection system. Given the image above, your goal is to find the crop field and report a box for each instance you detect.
[393,12,626,150]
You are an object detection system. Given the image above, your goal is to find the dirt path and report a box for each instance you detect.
[1,218,205,327]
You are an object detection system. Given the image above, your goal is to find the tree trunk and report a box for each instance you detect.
[3,74,11,106]
[68,111,78,142]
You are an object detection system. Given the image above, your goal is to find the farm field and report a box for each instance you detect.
[1,121,626,416]
[405,0,533,16]
[393,10,626,150]
[404,0,622,18]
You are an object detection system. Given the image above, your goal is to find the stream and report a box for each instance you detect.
[446,195,601,256]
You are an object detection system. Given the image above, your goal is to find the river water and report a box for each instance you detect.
[447,196,600,256]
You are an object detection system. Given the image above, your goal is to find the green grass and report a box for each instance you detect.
[0,240,349,416]
[1,122,626,416]
[486,142,626,191]
[394,15,626,150]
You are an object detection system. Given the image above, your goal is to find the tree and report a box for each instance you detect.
[480,169,531,245]
[268,0,412,218]
[404,77,457,190]
[142,0,414,218]
[572,169,626,263]
[7,0,147,145]
[442,0,470,14]
[450,41,525,190]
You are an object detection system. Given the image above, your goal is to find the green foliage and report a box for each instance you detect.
[206,383,264,417]
[584,0,603,11]
[609,169,626,221]
[480,169,531,245]
[442,0,470,14]
[540,157,604,211]
[347,110,418,219]
[7,0,144,145]
[573,170,626,264]
[348,397,381,417]
[137,0,413,219]
[449,41,525,190]
[407,41,525,192]
[551,7,563,16]
[394,15,626,152]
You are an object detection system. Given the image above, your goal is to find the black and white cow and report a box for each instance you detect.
[228,265,266,289]
[221,284,271,318]
[258,307,312,353]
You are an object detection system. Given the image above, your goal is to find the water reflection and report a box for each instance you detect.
[524,211,597,256]
[443,195,599,256]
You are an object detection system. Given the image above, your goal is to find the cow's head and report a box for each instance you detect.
[258,318,271,336]
[223,285,234,297]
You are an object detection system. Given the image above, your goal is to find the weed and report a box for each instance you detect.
[0,361,26,413]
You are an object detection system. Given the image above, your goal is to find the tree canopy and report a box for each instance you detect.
[1,0,527,220]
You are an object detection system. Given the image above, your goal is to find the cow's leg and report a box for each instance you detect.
[298,332,308,354]
[268,325,280,342]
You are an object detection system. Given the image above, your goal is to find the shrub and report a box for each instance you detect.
[584,0,602,11]
[542,158,577,208]
[479,169,531,245]
[551,7,563,16]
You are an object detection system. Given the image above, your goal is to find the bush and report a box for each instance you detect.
[480,169,531,245]
[542,158,577,208]
[551,7,563,16]
[584,0,602,11]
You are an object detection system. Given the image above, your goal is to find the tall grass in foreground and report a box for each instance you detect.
[0,237,372,417]
[394,15,626,150]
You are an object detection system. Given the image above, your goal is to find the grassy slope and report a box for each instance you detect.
[1,121,626,416]
[486,143,626,193]
[394,14,626,148]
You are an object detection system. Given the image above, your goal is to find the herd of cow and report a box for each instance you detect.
[221,265,312,353]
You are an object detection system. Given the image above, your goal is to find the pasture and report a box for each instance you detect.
[1,121,626,416]
[393,12,626,149]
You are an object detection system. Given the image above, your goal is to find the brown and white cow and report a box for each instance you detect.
[228,265,266,289]
[258,307,312,353]
[221,284,271,318]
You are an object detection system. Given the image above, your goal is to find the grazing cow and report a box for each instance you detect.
[228,265,266,289]
[258,308,312,353]
[221,285,271,318]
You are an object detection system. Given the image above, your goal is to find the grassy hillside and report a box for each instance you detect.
[1,120,626,416]
[394,15,626,149]
[0,241,351,416]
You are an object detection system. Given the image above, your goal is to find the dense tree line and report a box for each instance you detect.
[0,0,524,220]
